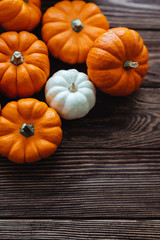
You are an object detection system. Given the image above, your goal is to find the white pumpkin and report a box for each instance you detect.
[45,69,96,120]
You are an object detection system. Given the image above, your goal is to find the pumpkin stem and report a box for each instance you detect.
[11,51,23,66]
[20,123,34,138]
[68,83,77,92]
[72,19,84,33]
[23,0,28,2]
[124,60,139,70]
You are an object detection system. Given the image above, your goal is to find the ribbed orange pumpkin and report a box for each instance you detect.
[0,98,62,164]
[42,0,109,64]
[0,0,42,31]
[86,27,149,96]
[0,31,50,98]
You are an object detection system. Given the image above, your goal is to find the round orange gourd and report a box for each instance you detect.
[0,31,50,98]
[0,98,62,164]
[86,27,149,96]
[41,0,109,64]
[0,0,42,31]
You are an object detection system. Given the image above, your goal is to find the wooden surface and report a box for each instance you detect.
[0,0,160,239]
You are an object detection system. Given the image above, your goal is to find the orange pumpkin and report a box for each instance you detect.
[0,0,42,31]
[42,0,109,64]
[0,98,62,164]
[86,27,149,96]
[0,31,50,98]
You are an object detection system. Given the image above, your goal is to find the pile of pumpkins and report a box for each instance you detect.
[0,0,149,164]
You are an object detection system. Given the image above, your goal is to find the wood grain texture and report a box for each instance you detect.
[0,219,160,239]
[0,149,160,218]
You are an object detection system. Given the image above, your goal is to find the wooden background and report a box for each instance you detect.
[0,0,160,239]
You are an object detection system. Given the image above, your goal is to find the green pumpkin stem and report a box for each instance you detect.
[20,123,34,138]
[11,51,23,66]
[23,0,28,3]
[72,19,84,32]
[124,60,139,70]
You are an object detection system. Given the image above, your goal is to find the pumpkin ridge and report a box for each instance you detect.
[49,29,71,45]
[34,137,58,159]
[72,3,86,17]
[133,45,149,64]
[106,70,125,90]
[53,5,71,17]
[22,41,46,56]
[42,7,69,25]
[134,63,149,77]
[42,22,70,43]
[72,1,87,14]
[25,4,40,31]
[29,0,41,8]
[24,138,41,163]
[24,53,49,77]
[123,72,134,95]
[36,127,62,145]
[0,0,22,23]
[0,38,12,56]
[83,13,108,29]
[0,117,17,135]
[130,29,144,58]
[93,46,123,64]
[0,63,11,83]
[2,4,29,30]
[82,26,106,42]
[21,64,37,93]
[1,1,23,24]
[0,64,18,98]
[62,92,90,117]
[27,3,42,18]
[108,30,126,57]
[47,30,72,59]
[79,3,101,21]
[7,135,22,159]
[24,63,47,93]
[131,71,142,91]
[59,32,78,62]
[50,91,69,108]
[0,35,16,53]
[33,137,41,161]
[18,32,38,53]
[88,67,124,89]
[102,71,128,95]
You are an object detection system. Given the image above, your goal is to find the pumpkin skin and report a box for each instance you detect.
[0,31,50,98]
[45,69,96,120]
[86,27,149,96]
[0,0,42,31]
[42,0,109,64]
[0,98,62,164]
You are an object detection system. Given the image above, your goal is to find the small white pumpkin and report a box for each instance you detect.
[45,69,96,120]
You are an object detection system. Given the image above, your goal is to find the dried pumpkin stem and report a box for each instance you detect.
[68,83,77,92]
[20,123,34,138]
[124,60,139,70]
[72,19,84,32]
[11,51,23,66]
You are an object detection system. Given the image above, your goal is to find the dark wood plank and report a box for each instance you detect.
[41,0,160,30]
[0,149,160,218]
[0,219,160,239]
